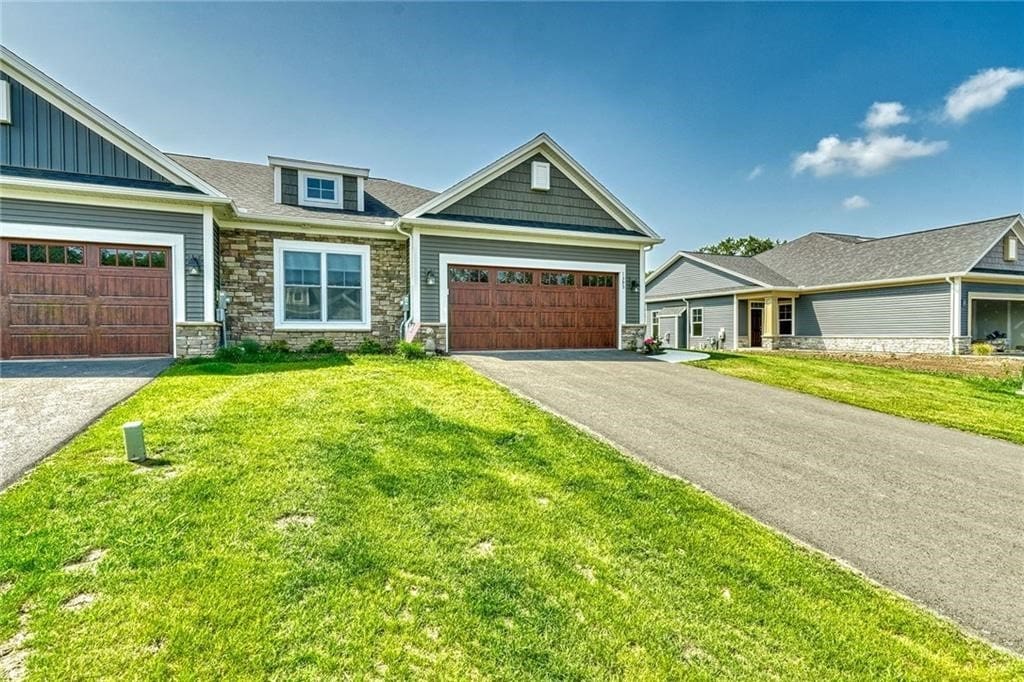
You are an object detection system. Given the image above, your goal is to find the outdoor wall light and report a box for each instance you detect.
[630,279,640,293]
[425,270,437,286]
[187,255,202,276]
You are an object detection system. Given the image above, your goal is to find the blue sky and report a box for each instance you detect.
[2,2,1022,265]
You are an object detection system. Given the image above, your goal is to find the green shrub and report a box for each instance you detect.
[396,340,427,360]
[264,340,291,354]
[356,338,383,355]
[305,338,336,355]
[214,344,248,362]
[239,337,263,354]
[971,342,994,356]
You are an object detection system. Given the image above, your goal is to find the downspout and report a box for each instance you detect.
[395,220,414,342]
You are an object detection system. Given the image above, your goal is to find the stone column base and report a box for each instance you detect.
[414,324,448,353]
[176,322,222,358]
[621,324,646,351]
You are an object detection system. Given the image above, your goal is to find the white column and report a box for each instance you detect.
[202,206,215,322]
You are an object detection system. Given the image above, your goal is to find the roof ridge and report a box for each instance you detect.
[856,214,1021,243]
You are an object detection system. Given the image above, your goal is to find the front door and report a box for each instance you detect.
[750,307,763,348]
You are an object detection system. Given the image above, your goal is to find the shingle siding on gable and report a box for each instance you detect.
[280,168,299,205]
[795,283,949,337]
[0,72,172,185]
[436,153,624,231]
[647,257,753,299]
[971,232,1024,274]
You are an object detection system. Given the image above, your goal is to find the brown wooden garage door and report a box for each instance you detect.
[0,239,173,359]
[448,265,617,351]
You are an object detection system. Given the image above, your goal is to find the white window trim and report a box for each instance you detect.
[648,310,660,340]
[273,238,371,331]
[298,170,342,208]
[1,221,186,355]
[690,307,704,339]
[778,298,795,337]
[436,253,626,349]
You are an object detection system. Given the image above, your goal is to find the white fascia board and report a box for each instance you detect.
[403,133,662,241]
[0,175,229,210]
[965,215,1024,272]
[0,46,225,198]
[676,253,771,288]
[267,156,370,178]
[959,272,1024,284]
[217,211,400,235]
[406,217,657,248]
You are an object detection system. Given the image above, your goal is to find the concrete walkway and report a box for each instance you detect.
[458,350,1024,653]
[0,358,172,490]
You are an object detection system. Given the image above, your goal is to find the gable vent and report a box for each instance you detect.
[531,160,550,191]
[0,80,10,124]
[1005,234,1018,262]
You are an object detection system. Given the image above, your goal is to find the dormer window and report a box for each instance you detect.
[304,175,337,203]
[299,171,341,207]
[1004,234,1018,262]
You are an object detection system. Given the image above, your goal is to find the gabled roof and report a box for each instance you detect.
[404,133,662,241]
[648,214,1024,295]
[0,45,225,198]
[169,154,437,226]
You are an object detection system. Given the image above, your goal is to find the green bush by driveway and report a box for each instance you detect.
[0,356,1019,679]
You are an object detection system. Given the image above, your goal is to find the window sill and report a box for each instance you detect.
[274,323,371,332]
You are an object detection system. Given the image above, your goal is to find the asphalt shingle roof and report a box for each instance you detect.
[167,154,438,225]
[755,214,1021,286]
[679,251,796,287]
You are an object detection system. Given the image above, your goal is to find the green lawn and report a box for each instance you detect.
[1,356,1020,679]
[692,352,1024,445]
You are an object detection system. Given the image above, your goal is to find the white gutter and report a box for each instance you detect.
[945,276,956,354]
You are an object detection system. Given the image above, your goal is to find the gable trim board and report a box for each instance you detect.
[404,133,660,240]
[969,221,1024,274]
[646,252,768,289]
[0,47,224,198]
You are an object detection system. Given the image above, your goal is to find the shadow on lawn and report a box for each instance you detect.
[170,354,354,376]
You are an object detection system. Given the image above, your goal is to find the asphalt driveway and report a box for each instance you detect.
[458,350,1024,653]
[0,358,172,490]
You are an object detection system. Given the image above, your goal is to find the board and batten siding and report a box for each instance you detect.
[686,295,734,349]
[436,153,623,231]
[960,282,1024,336]
[418,234,641,324]
[0,72,171,184]
[647,257,752,299]
[0,198,206,320]
[795,283,950,337]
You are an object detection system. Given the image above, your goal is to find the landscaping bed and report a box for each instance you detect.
[1,356,1020,679]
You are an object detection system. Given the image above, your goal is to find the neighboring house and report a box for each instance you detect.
[646,215,1024,355]
[0,46,661,359]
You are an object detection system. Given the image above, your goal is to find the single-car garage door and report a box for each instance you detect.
[0,239,173,359]
[448,265,617,351]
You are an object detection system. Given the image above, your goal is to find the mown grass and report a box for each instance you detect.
[1,356,1020,679]
[692,352,1024,445]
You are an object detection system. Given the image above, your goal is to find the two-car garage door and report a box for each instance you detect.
[447,265,618,351]
[0,238,173,359]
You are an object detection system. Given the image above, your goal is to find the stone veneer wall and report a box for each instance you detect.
[414,324,447,353]
[621,324,646,351]
[176,322,221,358]
[219,228,408,350]
[776,335,952,354]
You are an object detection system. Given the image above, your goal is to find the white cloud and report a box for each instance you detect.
[842,195,870,210]
[793,133,948,177]
[746,165,764,180]
[863,102,910,130]
[944,67,1024,122]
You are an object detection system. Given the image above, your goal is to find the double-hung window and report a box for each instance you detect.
[690,308,704,338]
[778,300,794,336]
[274,240,370,329]
[649,311,660,339]
[299,171,341,207]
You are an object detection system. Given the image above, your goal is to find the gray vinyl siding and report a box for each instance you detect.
[971,232,1024,274]
[647,257,753,299]
[795,283,950,337]
[646,300,688,348]
[419,234,641,324]
[436,153,623,231]
[686,295,734,349]
[280,168,299,205]
[0,197,206,320]
[0,72,170,183]
[343,176,358,211]
[960,282,1024,336]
